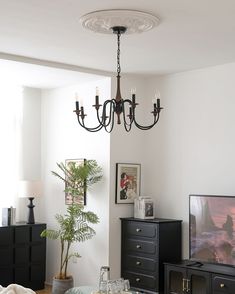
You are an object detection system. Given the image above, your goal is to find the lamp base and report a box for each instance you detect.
[27,197,35,224]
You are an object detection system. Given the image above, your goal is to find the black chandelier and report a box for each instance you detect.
[74,26,163,132]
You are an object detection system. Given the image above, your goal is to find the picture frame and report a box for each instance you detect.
[65,158,87,205]
[115,163,141,204]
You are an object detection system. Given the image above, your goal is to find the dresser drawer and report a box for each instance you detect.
[0,227,13,245]
[125,221,157,238]
[124,255,157,272]
[125,238,156,254]
[213,275,235,293]
[123,271,157,291]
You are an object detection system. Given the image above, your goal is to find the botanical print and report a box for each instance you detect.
[116,163,140,204]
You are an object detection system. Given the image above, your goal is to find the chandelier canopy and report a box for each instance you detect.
[74,10,163,132]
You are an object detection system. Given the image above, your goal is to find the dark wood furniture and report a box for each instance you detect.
[0,223,46,290]
[121,217,182,294]
[165,260,235,294]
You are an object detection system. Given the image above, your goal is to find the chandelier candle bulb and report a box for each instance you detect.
[131,88,136,95]
[95,93,99,106]
[155,90,161,99]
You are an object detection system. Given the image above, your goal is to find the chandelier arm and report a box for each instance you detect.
[133,113,160,130]
[123,99,134,124]
[95,107,104,125]
[122,99,134,131]
[95,100,111,126]
[123,118,132,132]
[104,105,115,133]
[101,100,115,127]
[76,116,104,132]
[76,110,105,132]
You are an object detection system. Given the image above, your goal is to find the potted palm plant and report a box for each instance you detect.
[41,159,102,294]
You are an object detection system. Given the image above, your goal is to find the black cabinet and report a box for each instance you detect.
[165,263,210,293]
[121,218,182,294]
[165,261,235,294]
[0,223,46,290]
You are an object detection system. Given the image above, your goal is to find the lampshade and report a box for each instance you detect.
[18,180,41,198]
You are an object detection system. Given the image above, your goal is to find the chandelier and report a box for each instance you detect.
[75,10,163,132]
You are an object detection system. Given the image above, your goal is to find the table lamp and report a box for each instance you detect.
[18,180,41,224]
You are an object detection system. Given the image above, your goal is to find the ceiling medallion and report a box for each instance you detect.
[74,10,163,132]
[80,9,160,34]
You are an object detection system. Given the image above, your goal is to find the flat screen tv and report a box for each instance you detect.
[189,194,235,267]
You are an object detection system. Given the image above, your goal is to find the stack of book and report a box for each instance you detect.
[2,207,16,226]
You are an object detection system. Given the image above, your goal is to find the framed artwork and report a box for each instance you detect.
[115,163,141,204]
[65,158,87,205]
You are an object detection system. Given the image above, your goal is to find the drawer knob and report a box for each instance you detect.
[136,245,141,249]
[136,228,141,232]
[136,278,141,282]
[136,261,141,265]
[220,283,225,288]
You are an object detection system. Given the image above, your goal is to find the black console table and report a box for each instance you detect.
[164,260,235,294]
[121,217,182,294]
[0,223,46,290]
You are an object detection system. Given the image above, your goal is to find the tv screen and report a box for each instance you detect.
[189,194,235,266]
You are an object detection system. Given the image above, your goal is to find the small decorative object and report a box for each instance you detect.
[116,163,140,204]
[2,207,16,226]
[99,266,110,293]
[98,266,130,294]
[64,158,87,205]
[134,196,154,219]
[41,159,102,294]
[18,180,41,224]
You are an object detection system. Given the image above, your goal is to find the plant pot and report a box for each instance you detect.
[52,276,74,294]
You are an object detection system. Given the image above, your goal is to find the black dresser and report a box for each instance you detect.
[121,217,182,294]
[0,223,46,290]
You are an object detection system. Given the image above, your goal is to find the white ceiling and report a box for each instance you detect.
[0,0,235,87]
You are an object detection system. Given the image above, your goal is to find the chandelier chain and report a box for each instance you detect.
[117,31,121,76]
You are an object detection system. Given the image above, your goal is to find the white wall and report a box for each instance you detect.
[40,77,111,287]
[16,61,235,286]
[145,62,235,259]
[17,87,42,222]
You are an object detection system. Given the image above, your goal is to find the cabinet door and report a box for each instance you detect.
[31,224,46,242]
[165,265,186,294]
[0,267,13,287]
[187,269,211,294]
[212,274,235,294]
